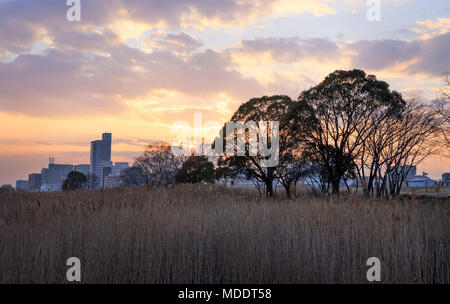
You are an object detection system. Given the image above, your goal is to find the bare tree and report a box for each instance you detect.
[132,142,185,188]
[442,72,450,101]
[433,72,450,150]
[307,163,330,195]
[276,147,311,198]
[353,99,405,197]
[377,101,440,198]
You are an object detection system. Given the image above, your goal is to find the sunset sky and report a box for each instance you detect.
[0,0,449,185]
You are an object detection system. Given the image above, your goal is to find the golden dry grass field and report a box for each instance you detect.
[0,185,448,283]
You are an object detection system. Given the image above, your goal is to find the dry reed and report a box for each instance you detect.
[0,185,448,283]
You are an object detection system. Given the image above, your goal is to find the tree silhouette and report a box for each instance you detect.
[216,95,296,197]
[133,142,185,188]
[62,171,87,191]
[175,156,215,184]
[288,69,405,195]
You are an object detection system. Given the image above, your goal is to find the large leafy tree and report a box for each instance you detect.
[288,70,405,195]
[175,156,215,184]
[216,95,297,197]
[62,171,87,191]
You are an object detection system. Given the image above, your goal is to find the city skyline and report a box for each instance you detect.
[0,0,449,184]
[2,130,449,188]
[4,132,130,190]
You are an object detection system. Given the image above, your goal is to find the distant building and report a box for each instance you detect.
[112,162,129,176]
[119,166,147,186]
[405,166,417,178]
[0,184,13,191]
[103,162,129,188]
[442,173,450,187]
[40,161,73,192]
[74,164,90,177]
[101,133,112,163]
[41,184,63,192]
[15,180,29,191]
[28,173,42,192]
[46,163,74,184]
[90,133,112,189]
[90,140,103,179]
[405,175,435,188]
[104,175,121,188]
[99,161,113,188]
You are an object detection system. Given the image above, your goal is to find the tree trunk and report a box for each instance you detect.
[344,178,350,192]
[266,181,273,197]
[331,179,340,195]
[284,183,291,199]
[265,167,275,197]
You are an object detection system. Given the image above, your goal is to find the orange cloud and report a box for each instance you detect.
[413,18,450,39]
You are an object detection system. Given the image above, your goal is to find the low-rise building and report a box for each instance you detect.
[101,162,129,188]
[0,184,13,191]
[74,164,90,177]
[112,162,129,176]
[405,175,435,188]
[104,175,121,188]
[442,173,450,187]
[99,161,113,188]
[41,183,64,192]
[40,161,73,192]
[15,180,29,191]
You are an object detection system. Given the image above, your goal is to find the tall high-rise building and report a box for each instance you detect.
[90,140,102,178]
[90,133,112,189]
[101,133,112,162]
